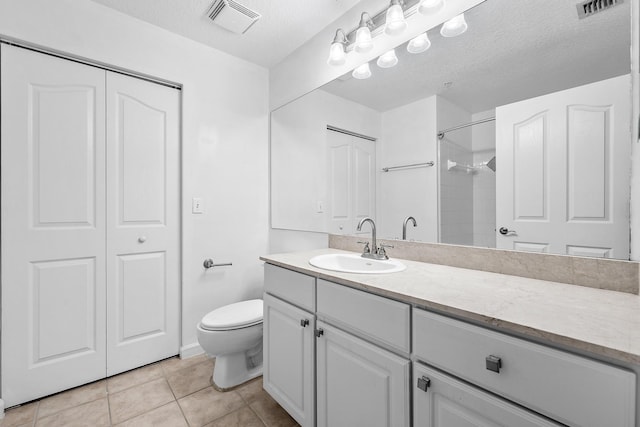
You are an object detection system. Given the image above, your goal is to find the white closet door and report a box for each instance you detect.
[496,75,630,258]
[326,130,376,235]
[105,72,180,375]
[1,45,107,406]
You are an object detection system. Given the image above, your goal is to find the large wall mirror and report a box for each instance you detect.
[271,0,632,259]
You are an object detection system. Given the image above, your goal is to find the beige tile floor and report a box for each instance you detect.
[0,355,299,427]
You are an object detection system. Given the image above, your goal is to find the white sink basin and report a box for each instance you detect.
[309,253,406,274]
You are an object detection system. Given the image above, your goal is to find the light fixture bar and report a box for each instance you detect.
[343,0,421,50]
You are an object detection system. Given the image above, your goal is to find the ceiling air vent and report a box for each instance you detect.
[576,0,623,19]
[206,0,261,34]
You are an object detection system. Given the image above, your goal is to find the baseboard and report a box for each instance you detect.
[0,398,5,418]
[180,342,204,359]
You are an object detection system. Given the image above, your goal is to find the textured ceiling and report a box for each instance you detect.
[89,0,361,68]
[321,0,631,113]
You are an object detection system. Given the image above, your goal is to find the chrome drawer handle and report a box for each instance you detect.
[486,355,502,373]
[315,328,324,338]
[300,319,309,328]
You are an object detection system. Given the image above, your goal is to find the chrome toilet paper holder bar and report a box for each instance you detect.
[203,259,233,269]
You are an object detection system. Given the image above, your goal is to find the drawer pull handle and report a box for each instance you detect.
[300,319,309,327]
[315,328,324,338]
[486,355,502,373]
[417,376,431,392]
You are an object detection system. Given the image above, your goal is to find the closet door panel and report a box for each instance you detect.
[1,45,107,407]
[106,72,180,376]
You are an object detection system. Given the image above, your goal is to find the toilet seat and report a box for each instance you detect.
[200,299,263,331]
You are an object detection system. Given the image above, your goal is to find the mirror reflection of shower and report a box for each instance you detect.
[438,113,496,249]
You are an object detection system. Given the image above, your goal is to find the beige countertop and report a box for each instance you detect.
[260,248,640,365]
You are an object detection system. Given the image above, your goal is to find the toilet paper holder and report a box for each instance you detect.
[203,259,233,269]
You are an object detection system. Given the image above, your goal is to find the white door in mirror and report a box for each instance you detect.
[309,253,406,274]
[496,75,630,258]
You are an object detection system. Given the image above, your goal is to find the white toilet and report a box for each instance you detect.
[197,299,264,390]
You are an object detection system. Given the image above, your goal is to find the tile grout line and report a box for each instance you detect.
[161,368,192,427]
[31,401,40,427]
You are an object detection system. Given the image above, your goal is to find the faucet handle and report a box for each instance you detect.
[377,243,394,259]
[357,241,371,254]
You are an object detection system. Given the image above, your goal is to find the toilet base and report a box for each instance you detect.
[211,351,263,391]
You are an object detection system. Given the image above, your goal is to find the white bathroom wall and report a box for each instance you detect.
[0,0,269,356]
[437,97,474,246]
[378,96,438,242]
[471,110,497,248]
[270,89,381,234]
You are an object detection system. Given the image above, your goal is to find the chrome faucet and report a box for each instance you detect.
[402,216,417,240]
[357,217,392,260]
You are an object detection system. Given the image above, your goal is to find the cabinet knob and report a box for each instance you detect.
[314,328,324,338]
[486,355,502,373]
[138,236,147,243]
[417,376,431,392]
[300,319,309,327]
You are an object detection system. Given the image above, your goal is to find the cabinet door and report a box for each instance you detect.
[316,321,410,427]
[263,293,315,427]
[414,363,561,427]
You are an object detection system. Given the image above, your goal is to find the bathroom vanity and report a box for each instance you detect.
[261,249,639,427]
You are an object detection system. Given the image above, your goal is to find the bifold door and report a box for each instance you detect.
[1,44,180,406]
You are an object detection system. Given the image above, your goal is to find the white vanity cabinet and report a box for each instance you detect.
[315,279,411,427]
[413,308,637,427]
[413,363,561,427]
[316,321,410,427]
[263,265,316,427]
[263,262,637,427]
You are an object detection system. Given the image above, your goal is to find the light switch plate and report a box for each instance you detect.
[192,197,204,214]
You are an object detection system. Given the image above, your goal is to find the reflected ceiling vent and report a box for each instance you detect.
[206,0,261,34]
[576,0,622,19]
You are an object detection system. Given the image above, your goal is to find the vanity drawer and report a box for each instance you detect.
[413,309,636,427]
[264,264,315,312]
[317,279,410,353]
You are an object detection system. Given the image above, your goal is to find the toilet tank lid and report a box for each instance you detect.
[201,299,263,329]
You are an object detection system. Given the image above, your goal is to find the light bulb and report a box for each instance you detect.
[418,0,444,14]
[377,49,398,68]
[440,13,468,37]
[352,62,372,79]
[327,42,346,65]
[407,33,431,54]
[384,3,407,36]
[355,26,373,53]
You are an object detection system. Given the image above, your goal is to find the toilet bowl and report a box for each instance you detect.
[197,299,263,390]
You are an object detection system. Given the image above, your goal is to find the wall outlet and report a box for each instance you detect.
[192,197,204,214]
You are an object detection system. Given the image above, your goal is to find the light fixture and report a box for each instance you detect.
[384,0,407,36]
[377,49,398,68]
[407,32,431,54]
[418,0,445,14]
[440,13,468,37]
[352,62,372,79]
[327,29,347,66]
[355,12,374,54]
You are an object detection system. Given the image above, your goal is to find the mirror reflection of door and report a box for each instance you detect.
[326,128,376,235]
[495,75,630,258]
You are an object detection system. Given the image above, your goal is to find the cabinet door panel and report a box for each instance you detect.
[316,321,410,427]
[263,294,315,427]
[414,363,561,427]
